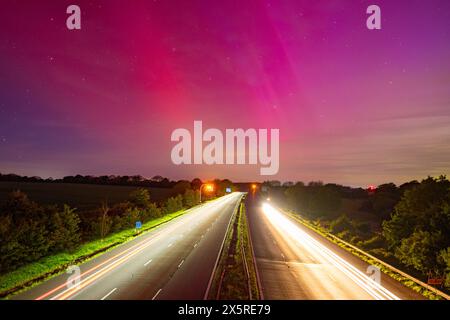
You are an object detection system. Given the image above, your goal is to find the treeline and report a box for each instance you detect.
[0,187,203,274]
[265,176,450,287]
[0,173,198,189]
[382,177,450,282]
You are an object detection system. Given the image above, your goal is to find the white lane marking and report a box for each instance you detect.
[43,195,239,300]
[152,288,162,300]
[178,260,184,268]
[144,259,153,266]
[262,204,400,300]
[168,243,173,247]
[100,288,117,300]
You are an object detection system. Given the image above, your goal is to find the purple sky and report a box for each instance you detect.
[1,0,449,186]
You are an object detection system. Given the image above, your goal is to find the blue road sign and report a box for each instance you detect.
[226,187,232,193]
[135,221,142,229]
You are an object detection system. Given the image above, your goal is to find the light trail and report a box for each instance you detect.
[36,193,239,300]
[261,203,400,300]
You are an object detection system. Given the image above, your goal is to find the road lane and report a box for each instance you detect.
[13,192,244,300]
[247,198,424,300]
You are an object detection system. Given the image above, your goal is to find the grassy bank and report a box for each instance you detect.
[0,208,189,299]
[208,201,260,300]
[286,210,447,300]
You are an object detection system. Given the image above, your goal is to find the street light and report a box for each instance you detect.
[199,183,214,202]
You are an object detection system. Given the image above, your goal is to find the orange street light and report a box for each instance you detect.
[200,183,214,202]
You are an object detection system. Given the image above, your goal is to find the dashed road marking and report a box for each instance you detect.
[152,288,162,300]
[144,259,153,266]
[101,288,117,300]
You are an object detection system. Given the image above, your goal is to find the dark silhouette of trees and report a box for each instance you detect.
[0,191,81,273]
[0,179,213,274]
[284,182,342,218]
[190,178,203,190]
[383,176,450,276]
[0,172,178,188]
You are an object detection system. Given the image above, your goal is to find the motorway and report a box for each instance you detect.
[14,192,243,300]
[247,197,425,300]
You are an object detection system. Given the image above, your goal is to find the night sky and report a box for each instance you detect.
[1,0,449,186]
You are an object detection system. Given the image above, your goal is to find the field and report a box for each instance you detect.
[0,182,175,210]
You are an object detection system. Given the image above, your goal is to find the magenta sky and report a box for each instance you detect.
[1,0,449,186]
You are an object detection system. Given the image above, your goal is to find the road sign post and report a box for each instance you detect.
[135,221,142,234]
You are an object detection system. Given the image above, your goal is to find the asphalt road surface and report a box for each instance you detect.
[13,192,243,300]
[247,197,425,300]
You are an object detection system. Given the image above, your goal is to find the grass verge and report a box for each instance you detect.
[0,208,189,299]
[208,200,260,300]
[286,210,447,300]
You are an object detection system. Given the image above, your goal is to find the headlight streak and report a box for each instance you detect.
[261,203,400,300]
[37,193,238,300]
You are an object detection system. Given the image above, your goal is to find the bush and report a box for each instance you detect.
[330,214,354,234]
[0,191,81,273]
[164,195,184,214]
[359,234,387,250]
[183,189,199,208]
[129,188,151,208]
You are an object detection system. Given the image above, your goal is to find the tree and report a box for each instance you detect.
[144,202,161,220]
[395,230,442,273]
[125,207,141,228]
[48,205,81,252]
[0,191,50,272]
[284,183,342,218]
[191,178,203,190]
[383,176,450,275]
[383,176,450,249]
[330,215,354,234]
[164,195,183,214]
[173,180,191,195]
[438,248,450,286]
[183,189,199,208]
[129,188,151,208]
[370,183,400,220]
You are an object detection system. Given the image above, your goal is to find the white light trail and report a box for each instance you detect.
[38,193,241,300]
[261,203,400,300]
